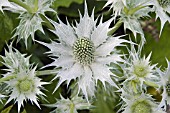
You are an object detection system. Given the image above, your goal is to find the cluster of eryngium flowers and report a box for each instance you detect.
[0,0,170,113]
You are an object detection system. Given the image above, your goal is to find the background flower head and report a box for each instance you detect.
[4,0,55,48]
[1,44,48,112]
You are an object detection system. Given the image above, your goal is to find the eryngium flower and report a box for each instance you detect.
[5,67,47,113]
[123,45,159,93]
[38,2,129,100]
[121,93,165,113]
[1,44,47,112]
[158,60,170,109]
[47,95,92,113]
[5,0,55,47]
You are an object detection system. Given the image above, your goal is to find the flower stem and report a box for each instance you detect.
[40,14,55,30]
[131,81,138,93]
[108,19,123,36]
[34,0,39,13]
[144,81,159,88]
[70,102,75,113]
[9,0,33,13]
[128,5,146,15]
[0,75,16,83]
[36,69,59,76]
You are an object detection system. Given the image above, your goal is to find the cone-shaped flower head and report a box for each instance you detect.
[4,0,55,47]
[158,60,170,109]
[38,2,129,100]
[121,93,165,113]
[47,95,92,113]
[123,45,159,93]
[1,44,47,112]
[5,67,47,113]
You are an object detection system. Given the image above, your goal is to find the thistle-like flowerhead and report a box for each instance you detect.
[5,67,47,113]
[123,45,159,93]
[1,44,47,112]
[121,93,165,113]
[120,0,153,39]
[38,2,129,100]
[47,95,92,113]
[5,0,55,47]
[158,60,170,109]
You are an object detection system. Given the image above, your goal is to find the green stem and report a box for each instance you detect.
[131,81,138,93]
[70,102,75,113]
[9,0,33,13]
[144,81,159,88]
[0,75,16,83]
[128,5,147,15]
[36,69,59,76]
[40,14,55,30]
[107,19,123,36]
[34,0,39,12]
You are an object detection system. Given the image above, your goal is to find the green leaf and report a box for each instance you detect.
[1,105,13,113]
[0,12,18,51]
[21,109,27,113]
[0,11,19,66]
[52,0,83,9]
[143,22,170,68]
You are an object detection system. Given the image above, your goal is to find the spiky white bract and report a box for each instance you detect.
[5,67,47,113]
[5,0,55,47]
[104,0,153,40]
[39,2,129,100]
[121,93,165,113]
[0,0,14,13]
[1,44,30,74]
[120,0,153,39]
[123,46,159,93]
[47,95,92,113]
[148,0,170,34]
[104,0,125,18]
[0,83,8,103]
[0,94,6,103]
[158,60,170,109]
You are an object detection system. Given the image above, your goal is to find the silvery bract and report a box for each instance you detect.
[4,0,55,47]
[1,44,30,73]
[148,0,170,34]
[38,3,129,100]
[0,0,14,13]
[104,0,125,18]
